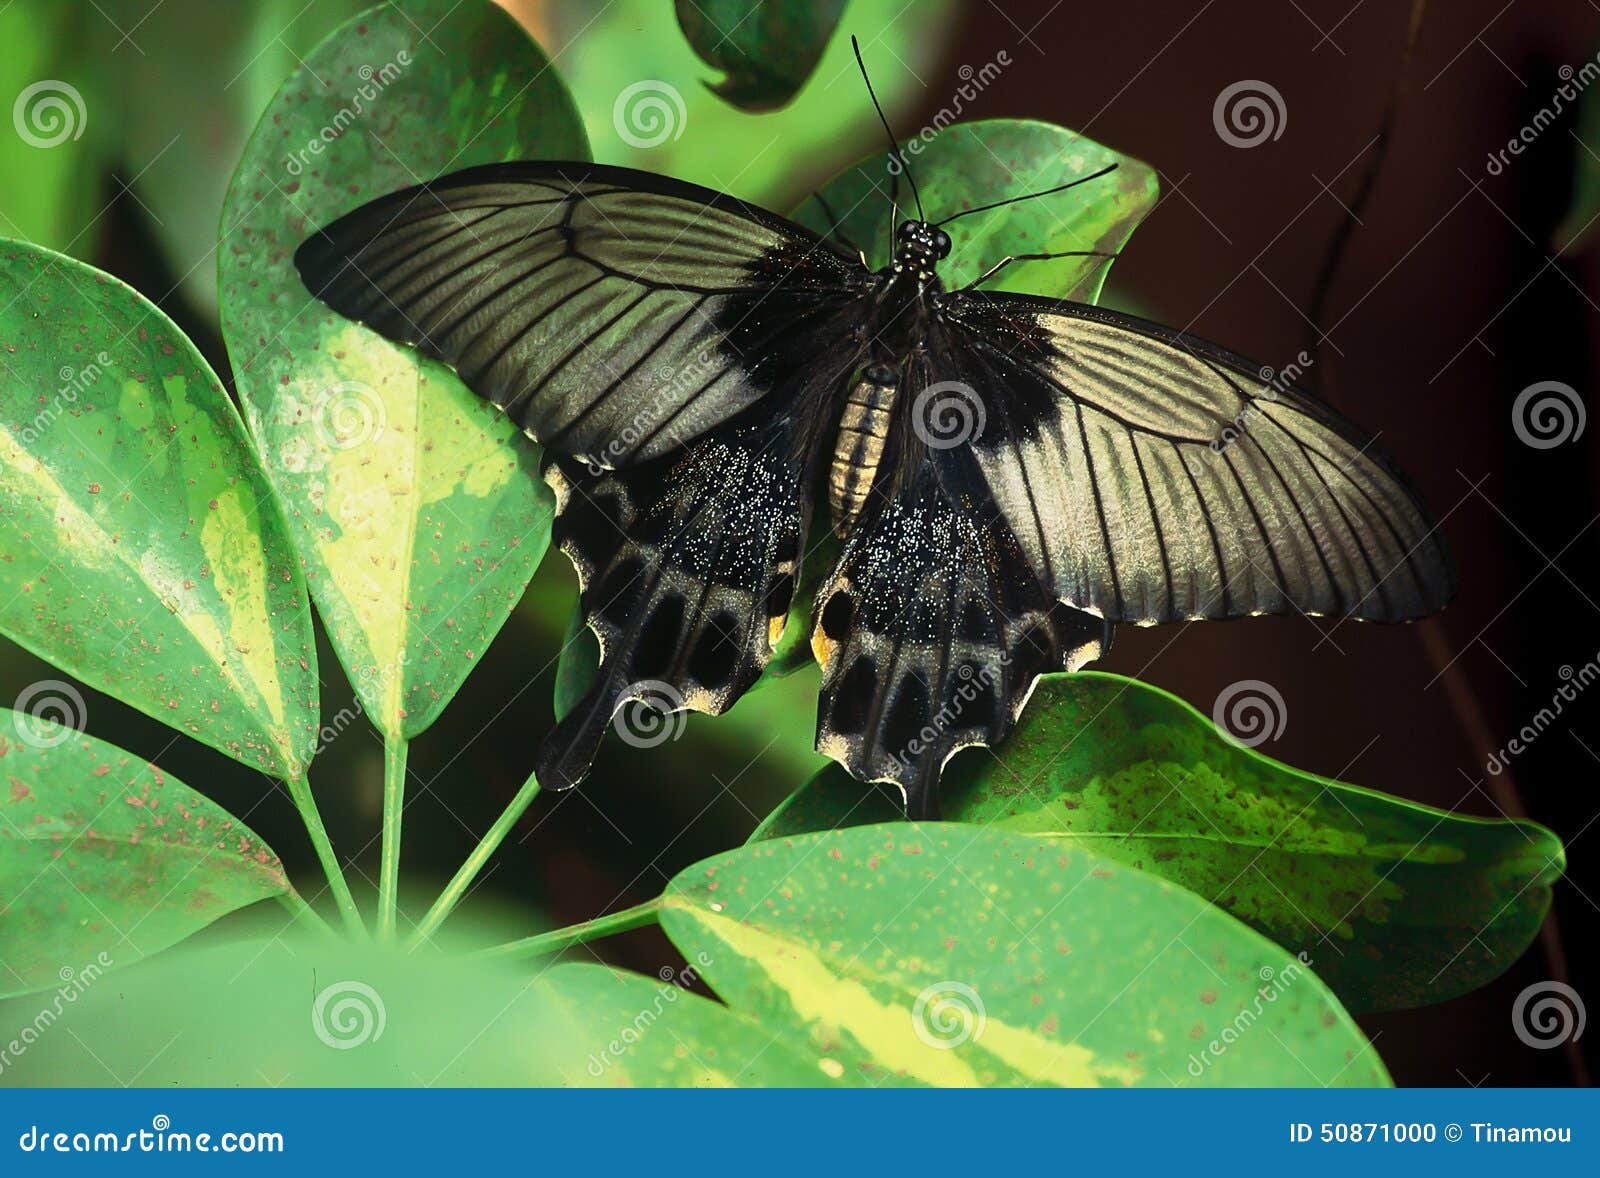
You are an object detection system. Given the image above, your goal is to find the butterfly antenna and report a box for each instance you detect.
[852,35,924,223]
[933,163,1119,228]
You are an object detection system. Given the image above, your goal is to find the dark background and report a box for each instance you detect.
[2,0,1596,1086]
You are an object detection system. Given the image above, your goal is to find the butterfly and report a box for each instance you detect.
[295,108,1455,820]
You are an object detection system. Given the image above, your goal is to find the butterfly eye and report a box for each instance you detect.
[931,229,952,258]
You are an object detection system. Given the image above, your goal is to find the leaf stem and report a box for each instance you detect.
[406,769,542,951]
[284,773,365,937]
[378,735,409,940]
[274,888,337,938]
[470,896,663,963]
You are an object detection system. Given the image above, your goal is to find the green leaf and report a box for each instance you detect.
[794,118,1159,302]
[544,0,956,206]
[0,2,110,252]
[674,0,846,111]
[0,239,319,778]
[0,715,290,998]
[0,932,827,1086]
[755,672,1566,1014]
[218,0,586,739]
[0,933,579,1084]
[541,962,840,1086]
[89,0,372,316]
[663,823,1386,1087]
[552,600,601,723]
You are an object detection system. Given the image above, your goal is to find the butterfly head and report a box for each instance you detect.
[893,220,951,278]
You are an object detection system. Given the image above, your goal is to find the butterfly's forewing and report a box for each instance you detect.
[295,161,865,469]
[932,293,1458,625]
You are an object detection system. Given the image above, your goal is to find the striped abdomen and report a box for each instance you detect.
[828,362,900,535]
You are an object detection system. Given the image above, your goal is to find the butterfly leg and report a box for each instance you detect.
[808,191,868,263]
[964,249,1121,291]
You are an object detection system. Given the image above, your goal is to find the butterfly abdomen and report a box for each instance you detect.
[828,362,900,535]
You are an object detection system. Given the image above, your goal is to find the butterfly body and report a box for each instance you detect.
[296,159,1456,819]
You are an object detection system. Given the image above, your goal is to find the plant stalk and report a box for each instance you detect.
[378,735,409,940]
[274,888,337,938]
[284,773,365,937]
[471,896,664,963]
[406,769,542,950]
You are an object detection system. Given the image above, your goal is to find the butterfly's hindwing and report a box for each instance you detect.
[537,416,813,789]
[812,458,1111,819]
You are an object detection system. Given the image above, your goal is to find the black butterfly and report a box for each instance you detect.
[295,138,1455,820]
